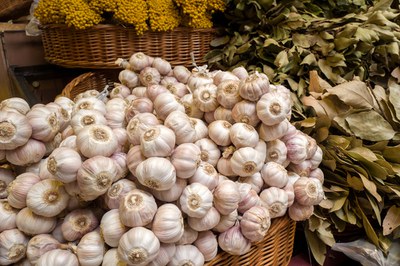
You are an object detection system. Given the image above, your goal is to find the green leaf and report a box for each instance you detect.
[345,110,396,141]
[383,205,400,236]
[210,36,230,47]
[360,174,382,202]
[326,81,374,109]
[354,27,379,43]
[305,226,327,266]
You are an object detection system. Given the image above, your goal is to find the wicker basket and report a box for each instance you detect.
[41,24,217,69]
[0,0,31,20]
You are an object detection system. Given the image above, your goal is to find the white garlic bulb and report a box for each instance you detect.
[187,206,221,232]
[0,228,29,265]
[208,120,232,146]
[135,157,176,191]
[213,106,235,124]
[230,147,264,177]
[51,221,66,243]
[266,139,287,165]
[180,94,204,119]
[177,221,198,245]
[231,100,260,127]
[148,243,176,266]
[189,162,219,190]
[119,69,139,88]
[259,187,289,218]
[310,146,323,169]
[110,84,131,99]
[126,112,160,145]
[309,168,324,183]
[101,209,128,247]
[102,248,125,266]
[47,147,82,183]
[180,183,213,218]
[39,157,55,180]
[293,177,324,206]
[0,97,30,115]
[140,67,161,86]
[194,230,218,261]
[77,124,118,158]
[36,249,78,266]
[167,245,205,266]
[216,80,242,109]
[126,145,146,175]
[213,209,238,233]
[104,179,136,209]
[152,203,184,243]
[288,160,313,177]
[239,72,270,102]
[119,189,157,227]
[195,138,221,167]
[16,207,57,235]
[26,234,60,264]
[140,125,176,157]
[288,202,314,221]
[261,162,289,188]
[256,91,291,126]
[77,229,105,266]
[151,178,187,202]
[237,172,264,194]
[173,65,191,83]
[216,155,237,178]
[171,143,201,179]
[7,173,41,209]
[129,52,152,71]
[285,132,309,164]
[193,83,219,112]
[26,179,69,217]
[191,118,208,141]
[153,57,172,75]
[61,208,99,241]
[118,227,160,266]
[187,71,213,91]
[5,138,46,166]
[70,109,107,134]
[238,187,261,214]
[213,71,239,85]
[258,118,291,142]
[218,223,251,256]
[0,111,32,150]
[126,97,154,118]
[154,92,185,121]
[229,123,259,148]
[164,111,196,144]
[240,206,271,242]
[232,66,249,79]
[0,200,18,231]
[146,85,168,102]
[0,168,15,199]
[26,106,60,142]
[131,86,148,98]
[43,132,62,156]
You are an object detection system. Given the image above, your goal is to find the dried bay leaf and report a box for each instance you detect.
[345,110,396,141]
[274,50,289,68]
[301,53,317,66]
[305,227,327,266]
[356,200,380,247]
[360,174,382,202]
[383,205,400,236]
[347,175,364,191]
[383,145,400,164]
[347,147,378,162]
[391,67,400,83]
[326,80,374,109]
[388,78,400,121]
[210,36,230,47]
[355,27,380,43]
[330,196,347,212]
[366,193,382,225]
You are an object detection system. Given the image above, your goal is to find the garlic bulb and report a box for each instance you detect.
[77,229,105,266]
[129,52,152,71]
[26,234,60,264]
[266,139,287,165]
[61,208,99,241]
[26,106,60,142]
[126,112,160,145]
[195,138,221,167]
[191,118,208,141]
[73,97,107,116]
[193,83,219,112]
[168,244,204,266]
[237,172,264,194]
[36,249,78,266]
[259,187,289,218]
[232,66,249,79]
[119,189,157,227]
[173,65,191,83]
[310,146,323,169]
[188,206,221,232]
[77,156,118,201]
[258,118,291,142]
[177,221,198,245]
[288,160,313,177]
[110,84,131,99]
[232,100,260,127]
[204,111,215,124]
[140,125,176,157]
[256,91,291,126]
[216,156,236,177]
[180,183,213,218]
[240,206,271,243]
[218,223,251,256]
[238,188,261,214]
[119,69,139,88]
[213,209,238,233]
[166,82,189,98]
[0,111,32,150]
[230,147,264,177]
[151,178,187,202]
[230,123,259,148]
[71,109,107,134]
[153,203,184,243]
[126,97,154,119]
[13,258,31,266]
[0,228,29,265]
[294,177,324,206]
[140,67,161,86]
[26,179,69,217]
[131,86,148,98]
[46,102,71,131]
[148,243,176,266]
[216,80,242,109]
[309,168,324,183]
[0,200,18,231]
[261,162,289,188]
[113,128,129,152]
[104,179,136,209]
[239,72,270,102]
[164,110,196,144]
[189,162,219,190]
[127,145,146,175]
[51,221,66,243]
[154,93,185,121]
[59,136,78,153]
[146,85,168,102]
[43,132,62,156]
[0,168,15,199]
[61,125,74,139]
[285,132,309,164]
[54,96,74,114]
[187,71,213,91]
[100,209,128,247]
[118,227,160,266]
[77,124,118,158]
[102,248,125,266]
[171,143,201,179]
[135,157,176,191]
[180,94,204,119]
[16,207,57,235]
[5,138,46,166]
[288,202,314,221]
[194,231,218,261]
[47,147,82,183]
[208,120,232,146]
[213,106,235,124]
[153,57,172,75]
[7,173,41,209]
[39,157,55,180]
[0,97,30,115]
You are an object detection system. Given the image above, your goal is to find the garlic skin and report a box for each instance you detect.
[238,188,261,214]
[140,125,176,157]
[102,248,125,266]
[127,145,146,175]
[213,180,240,215]
[110,84,131,99]
[180,183,213,218]
[118,227,160,266]
[26,106,60,142]
[240,206,271,242]
[166,82,189,98]
[180,94,204,119]
[0,97,30,115]
[153,57,172,75]
[237,172,264,194]
[104,179,136,209]
[39,157,55,180]
[0,111,32,150]
[171,143,201,179]
[36,249,79,266]
[54,96,74,114]
[195,138,221,167]
[44,132,62,156]
[126,112,160,145]
[173,65,191,83]
[140,67,161,86]
[261,162,289,188]
[229,123,259,148]
[288,202,314,221]
[73,97,107,116]
[230,147,264,177]
[310,146,323,169]
[164,111,196,144]
[187,71,214,92]
[256,91,291,126]
[218,223,251,256]
[168,245,205,266]
[61,209,99,241]
[147,85,169,102]
[5,138,46,166]
[51,221,66,243]
[266,139,287,165]
[119,69,139,88]
[232,66,249,80]
[154,93,186,121]
[232,100,260,127]
[193,83,219,112]
[129,52,152,71]
[0,168,15,199]
[26,234,60,265]
[0,200,18,231]
[135,157,176,191]
[216,80,242,109]
[151,178,187,203]
[47,147,82,183]
[77,124,119,158]
[285,132,309,164]
[131,86,148,98]
[239,72,270,102]
[0,228,29,265]
[152,203,185,243]
[216,156,236,178]
[26,179,69,217]
[148,243,176,266]
[294,177,324,206]
[194,231,218,262]
[213,209,238,233]
[100,209,128,248]
[77,229,105,266]
[213,71,239,85]
[188,206,221,232]
[259,187,289,218]
[288,160,313,177]
[191,118,208,141]
[189,162,219,191]
[208,120,232,146]
[126,97,154,118]
[213,106,235,124]
[71,109,107,134]
[16,207,57,235]
[177,221,198,245]
[309,168,324,183]
[119,189,157,227]
[204,111,215,124]
[258,118,291,142]
[7,173,41,209]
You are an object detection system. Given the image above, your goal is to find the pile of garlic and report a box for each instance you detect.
[0,52,324,266]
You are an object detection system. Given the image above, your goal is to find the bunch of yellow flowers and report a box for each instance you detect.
[35,0,227,33]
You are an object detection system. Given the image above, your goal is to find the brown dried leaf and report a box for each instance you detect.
[359,174,382,202]
[347,147,378,162]
[391,67,400,83]
[326,80,374,109]
[388,78,400,121]
[347,175,364,191]
[383,205,400,236]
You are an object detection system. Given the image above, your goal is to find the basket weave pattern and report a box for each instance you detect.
[41,24,216,69]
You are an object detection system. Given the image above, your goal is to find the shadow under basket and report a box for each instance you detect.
[41,24,217,69]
